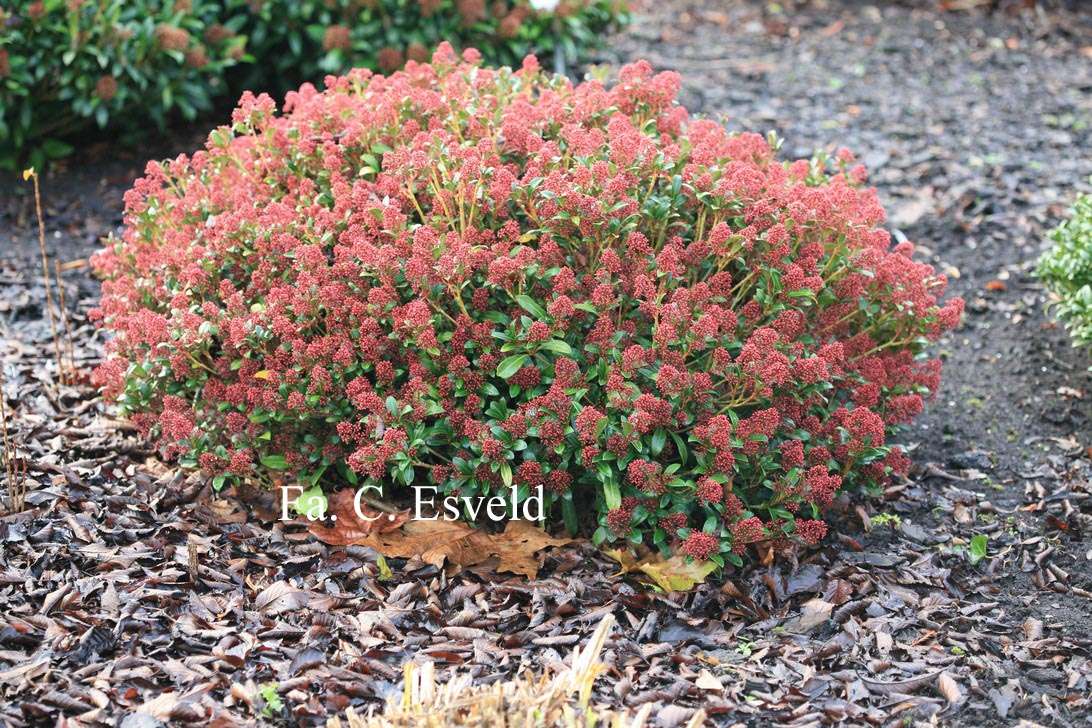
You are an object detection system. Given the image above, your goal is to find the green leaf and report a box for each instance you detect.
[603,479,621,511]
[514,294,547,319]
[539,339,574,355]
[969,535,988,565]
[293,486,327,518]
[260,455,287,470]
[650,428,667,456]
[41,139,74,159]
[562,496,579,535]
[496,354,528,379]
[670,431,688,463]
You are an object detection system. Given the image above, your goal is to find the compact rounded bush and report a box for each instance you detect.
[93,45,963,566]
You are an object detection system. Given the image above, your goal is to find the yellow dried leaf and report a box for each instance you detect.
[636,555,717,592]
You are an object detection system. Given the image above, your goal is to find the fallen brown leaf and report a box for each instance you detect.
[308,489,410,545]
[938,672,964,705]
[695,669,723,693]
[337,519,576,578]
[783,598,833,632]
[860,670,943,696]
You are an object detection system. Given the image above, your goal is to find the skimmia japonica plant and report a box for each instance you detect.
[92,46,963,566]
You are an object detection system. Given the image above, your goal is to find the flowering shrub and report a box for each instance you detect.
[0,0,245,171]
[1038,184,1092,351]
[93,46,963,566]
[229,0,627,93]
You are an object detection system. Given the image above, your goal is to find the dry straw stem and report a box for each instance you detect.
[0,364,25,514]
[0,364,11,505]
[328,615,706,728]
[25,169,66,385]
[53,260,77,377]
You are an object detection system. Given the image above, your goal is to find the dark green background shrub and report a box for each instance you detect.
[1038,185,1092,349]
[226,0,626,95]
[0,0,626,170]
[0,0,245,171]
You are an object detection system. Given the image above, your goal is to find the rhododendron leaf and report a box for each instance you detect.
[604,549,716,591]
[496,355,527,379]
[375,554,394,581]
[603,547,640,573]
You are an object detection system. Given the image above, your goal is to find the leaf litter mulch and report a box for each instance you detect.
[2,1,1092,726]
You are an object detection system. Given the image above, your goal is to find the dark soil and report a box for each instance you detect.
[1,1,1091,726]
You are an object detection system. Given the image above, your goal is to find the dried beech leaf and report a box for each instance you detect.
[491,520,579,577]
[335,519,575,577]
[938,672,963,704]
[823,578,854,605]
[307,489,409,545]
[783,598,833,632]
[254,580,313,614]
[860,670,943,696]
[695,669,723,692]
[603,547,641,573]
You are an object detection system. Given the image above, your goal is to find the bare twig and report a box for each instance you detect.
[0,364,11,511]
[0,364,25,513]
[25,169,66,385]
[54,260,77,378]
